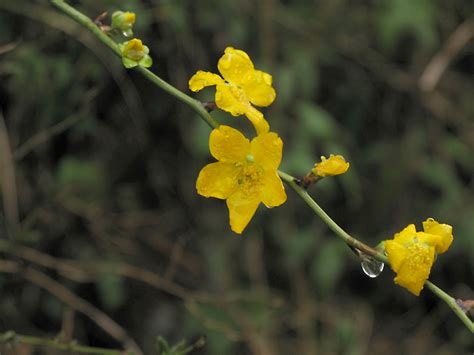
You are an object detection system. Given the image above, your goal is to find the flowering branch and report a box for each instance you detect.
[48,0,473,333]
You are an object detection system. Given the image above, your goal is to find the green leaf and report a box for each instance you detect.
[377,0,436,49]
[96,272,125,311]
[311,240,346,297]
[139,54,153,68]
[122,57,138,68]
[297,102,336,140]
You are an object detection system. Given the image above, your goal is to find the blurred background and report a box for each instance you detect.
[0,0,473,354]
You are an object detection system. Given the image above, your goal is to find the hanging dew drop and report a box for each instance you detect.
[360,255,384,278]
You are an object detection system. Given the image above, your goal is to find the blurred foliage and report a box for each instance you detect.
[0,0,473,354]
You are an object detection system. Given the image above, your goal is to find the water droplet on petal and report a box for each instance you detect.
[360,255,384,278]
[220,59,231,69]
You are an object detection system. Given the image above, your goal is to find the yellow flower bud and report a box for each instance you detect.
[312,154,349,177]
[118,38,152,69]
[111,11,136,37]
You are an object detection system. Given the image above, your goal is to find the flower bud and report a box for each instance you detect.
[312,154,349,177]
[111,11,136,37]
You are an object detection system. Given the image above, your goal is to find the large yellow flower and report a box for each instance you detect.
[196,125,286,234]
[385,219,453,296]
[189,47,276,135]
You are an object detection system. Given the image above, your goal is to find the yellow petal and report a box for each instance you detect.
[215,84,248,116]
[244,106,270,135]
[242,70,276,107]
[209,125,250,163]
[226,189,260,234]
[393,224,417,244]
[422,218,453,254]
[217,47,254,86]
[313,155,350,177]
[189,71,225,92]
[416,232,443,249]
[385,240,405,272]
[122,38,146,61]
[251,132,283,171]
[393,243,435,296]
[196,162,240,199]
[261,171,287,207]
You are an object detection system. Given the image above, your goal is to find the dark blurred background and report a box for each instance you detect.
[0,0,473,354]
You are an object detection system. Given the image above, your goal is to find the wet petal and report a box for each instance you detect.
[261,171,287,207]
[217,47,254,86]
[189,71,225,92]
[422,218,453,254]
[251,132,283,170]
[393,224,417,244]
[243,70,276,107]
[215,84,248,116]
[226,189,260,234]
[393,243,435,296]
[196,162,240,199]
[313,155,350,177]
[385,240,405,272]
[209,125,250,163]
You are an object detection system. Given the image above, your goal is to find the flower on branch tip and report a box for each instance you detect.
[118,38,152,69]
[196,125,287,234]
[111,11,136,37]
[312,154,350,177]
[188,47,276,135]
[384,218,453,296]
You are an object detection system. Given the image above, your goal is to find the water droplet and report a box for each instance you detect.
[360,255,384,278]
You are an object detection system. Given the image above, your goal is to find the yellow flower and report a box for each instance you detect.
[189,47,276,135]
[111,11,136,37]
[385,219,454,296]
[118,38,152,69]
[312,155,350,177]
[196,125,286,234]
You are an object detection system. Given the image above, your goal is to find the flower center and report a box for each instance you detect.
[236,163,264,196]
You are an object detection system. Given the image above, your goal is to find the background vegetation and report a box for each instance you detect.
[0,0,473,354]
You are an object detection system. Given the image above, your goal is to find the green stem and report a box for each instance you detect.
[50,0,219,129]
[136,66,219,129]
[47,0,473,333]
[425,282,474,333]
[0,331,126,354]
[278,171,388,263]
[50,0,119,55]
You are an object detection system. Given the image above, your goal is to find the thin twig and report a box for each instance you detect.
[0,261,143,354]
[0,108,19,238]
[419,18,474,92]
[0,330,127,355]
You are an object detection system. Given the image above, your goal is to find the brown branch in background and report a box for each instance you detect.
[0,109,19,238]
[59,307,75,344]
[0,41,19,55]
[14,88,99,161]
[0,261,143,355]
[13,113,82,161]
[419,18,474,92]
[0,241,191,300]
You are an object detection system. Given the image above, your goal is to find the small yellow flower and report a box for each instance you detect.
[385,219,453,296]
[111,11,136,37]
[196,125,286,234]
[189,47,276,135]
[312,155,350,177]
[118,38,152,69]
